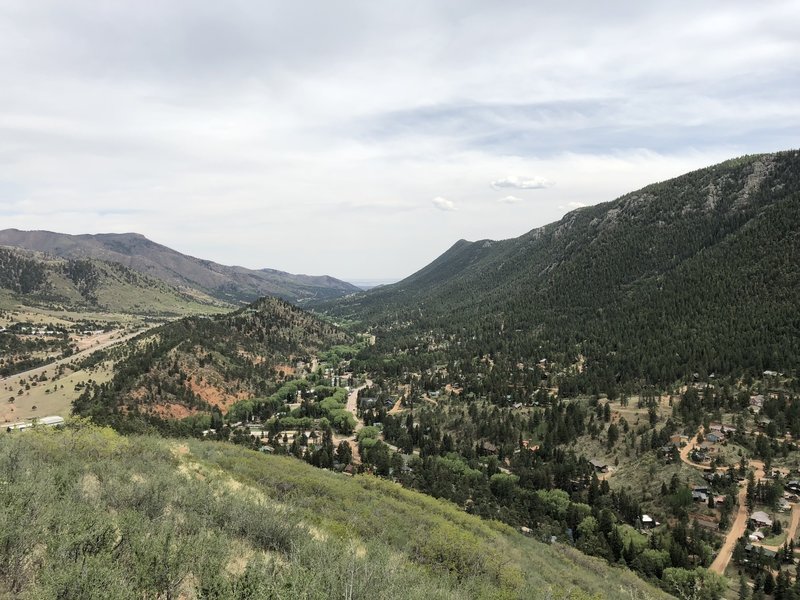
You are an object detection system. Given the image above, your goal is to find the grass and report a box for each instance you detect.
[0,423,674,600]
[0,357,115,425]
[761,531,787,546]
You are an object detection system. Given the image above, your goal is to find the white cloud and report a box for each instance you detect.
[491,176,552,190]
[0,1,797,279]
[431,196,457,211]
[498,195,523,204]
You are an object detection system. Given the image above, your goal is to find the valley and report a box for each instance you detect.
[2,151,799,599]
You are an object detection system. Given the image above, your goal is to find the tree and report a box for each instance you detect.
[607,423,619,449]
[335,440,352,465]
[738,573,750,600]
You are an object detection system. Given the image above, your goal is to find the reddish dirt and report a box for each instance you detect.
[150,403,196,419]
[185,378,249,413]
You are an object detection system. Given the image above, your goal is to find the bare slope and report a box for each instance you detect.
[0,229,360,304]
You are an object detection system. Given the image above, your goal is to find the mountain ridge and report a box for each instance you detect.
[0,229,360,304]
[0,245,226,316]
[317,150,800,387]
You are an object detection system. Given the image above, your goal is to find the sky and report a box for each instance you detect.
[1,1,798,282]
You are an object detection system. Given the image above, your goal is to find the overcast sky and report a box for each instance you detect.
[1,1,798,281]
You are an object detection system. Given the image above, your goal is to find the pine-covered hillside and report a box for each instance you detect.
[319,150,800,388]
[73,296,351,429]
[0,230,361,304]
[0,246,227,316]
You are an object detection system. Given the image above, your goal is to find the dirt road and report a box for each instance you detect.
[1,328,145,388]
[333,379,373,464]
[678,431,707,470]
[678,429,767,575]
[709,479,749,574]
[1,328,149,423]
[345,380,371,434]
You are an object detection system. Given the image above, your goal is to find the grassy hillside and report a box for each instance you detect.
[318,150,800,388]
[73,296,351,427]
[0,422,673,599]
[0,246,229,316]
[0,230,361,304]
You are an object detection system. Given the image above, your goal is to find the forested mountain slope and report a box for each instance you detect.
[0,423,674,599]
[0,229,360,304]
[73,296,350,428]
[320,150,800,387]
[0,246,224,315]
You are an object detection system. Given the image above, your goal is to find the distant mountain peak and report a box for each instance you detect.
[0,229,359,304]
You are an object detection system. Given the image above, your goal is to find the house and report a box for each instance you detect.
[787,481,800,494]
[705,432,722,444]
[359,397,378,408]
[670,434,689,446]
[699,441,717,453]
[7,415,65,432]
[659,444,677,459]
[481,441,498,455]
[745,544,777,560]
[590,459,609,473]
[708,422,736,435]
[641,515,659,529]
[749,511,773,528]
[750,396,765,414]
[749,531,766,542]
[692,491,708,503]
[757,416,773,429]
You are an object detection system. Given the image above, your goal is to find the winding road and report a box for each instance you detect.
[679,427,799,575]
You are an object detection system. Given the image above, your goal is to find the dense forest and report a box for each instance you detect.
[317,151,800,392]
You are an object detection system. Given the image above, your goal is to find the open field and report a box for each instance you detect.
[1,359,116,425]
[1,326,153,425]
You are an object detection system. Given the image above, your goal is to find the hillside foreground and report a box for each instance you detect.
[0,422,674,599]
